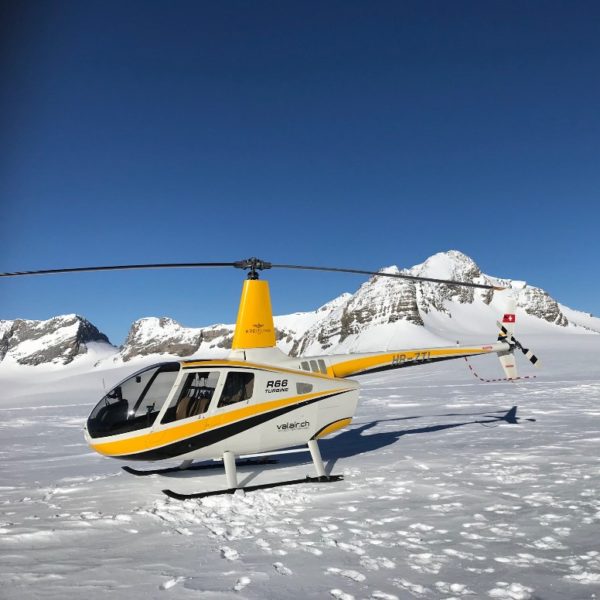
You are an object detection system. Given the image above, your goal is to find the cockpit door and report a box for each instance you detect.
[160,370,223,425]
[214,371,255,411]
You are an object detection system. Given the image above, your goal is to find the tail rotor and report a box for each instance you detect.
[466,295,542,382]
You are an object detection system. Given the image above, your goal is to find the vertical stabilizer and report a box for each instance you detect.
[497,295,518,379]
[231,279,276,349]
[498,295,517,341]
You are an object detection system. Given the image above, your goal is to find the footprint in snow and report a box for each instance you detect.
[255,538,271,553]
[360,556,395,571]
[273,562,292,576]
[326,567,366,582]
[335,541,365,555]
[393,578,431,597]
[330,589,354,600]
[435,581,475,596]
[221,546,239,561]
[487,582,534,599]
[159,576,186,590]
[370,592,399,600]
[233,576,251,591]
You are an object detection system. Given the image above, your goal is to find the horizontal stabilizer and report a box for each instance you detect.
[502,406,518,424]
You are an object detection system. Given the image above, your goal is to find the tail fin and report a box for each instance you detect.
[497,296,517,342]
[502,406,519,424]
[496,296,518,379]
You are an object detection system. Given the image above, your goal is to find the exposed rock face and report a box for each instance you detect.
[290,270,423,356]
[518,287,569,327]
[0,315,111,365]
[287,250,573,355]
[411,251,495,312]
[120,317,205,361]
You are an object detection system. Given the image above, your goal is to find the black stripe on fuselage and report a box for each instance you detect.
[119,390,349,461]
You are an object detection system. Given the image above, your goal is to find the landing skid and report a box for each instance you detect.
[162,439,339,500]
[122,458,277,477]
[163,474,344,500]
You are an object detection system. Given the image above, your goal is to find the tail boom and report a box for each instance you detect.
[325,342,511,379]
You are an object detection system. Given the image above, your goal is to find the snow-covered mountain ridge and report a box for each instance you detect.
[1,251,598,367]
[0,314,114,367]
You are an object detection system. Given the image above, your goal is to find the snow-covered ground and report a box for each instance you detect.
[1,334,599,599]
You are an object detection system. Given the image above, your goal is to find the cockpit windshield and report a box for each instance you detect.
[87,363,180,438]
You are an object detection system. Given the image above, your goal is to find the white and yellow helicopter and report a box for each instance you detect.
[1,258,540,499]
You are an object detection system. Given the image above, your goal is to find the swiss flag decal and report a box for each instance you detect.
[503,314,516,323]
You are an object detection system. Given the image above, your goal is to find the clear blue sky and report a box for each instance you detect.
[1,1,599,345]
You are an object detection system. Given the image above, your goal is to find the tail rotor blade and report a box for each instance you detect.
[514,339,542,368]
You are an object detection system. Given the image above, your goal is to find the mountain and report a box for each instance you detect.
[119,294,353,362]
[290,250,578,356]
[0,314,114,366]
[1,251,598,368]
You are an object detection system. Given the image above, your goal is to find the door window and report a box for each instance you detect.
[162,371,220,423]
[217,372,254,408]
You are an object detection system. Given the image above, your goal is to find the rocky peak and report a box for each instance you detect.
[290,266,423,356]
[120,317,205,361]
[287,250,575,355]
[0,314,111,366]
[316,292,353,313]
[409,250,493,311]
[517,287,569,327]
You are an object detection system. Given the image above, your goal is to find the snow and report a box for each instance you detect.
[315,321,452,354]
[559,304,600,333]
[411,251,470,279]
[129,317,201,345]
[1,333,599,598]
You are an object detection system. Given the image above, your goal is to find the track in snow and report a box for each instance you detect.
[1,335,599,599]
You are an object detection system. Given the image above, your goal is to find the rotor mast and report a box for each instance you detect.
[231,258,276,350]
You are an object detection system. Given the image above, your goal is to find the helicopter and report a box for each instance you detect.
[0,257,540,499]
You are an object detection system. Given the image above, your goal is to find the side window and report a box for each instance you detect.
[162,371,220,423]
[218,372,254,408]
[296,382,313,394]
[87,362,180,438]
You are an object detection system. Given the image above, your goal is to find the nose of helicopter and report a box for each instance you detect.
[85,362,180,443]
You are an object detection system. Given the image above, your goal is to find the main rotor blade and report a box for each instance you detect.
[0,262,237,278]
[271,263,505,291]
[0,257,506,291]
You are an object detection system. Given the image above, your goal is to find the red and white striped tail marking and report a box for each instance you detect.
[464,357,536,383]
[502,313,516,323]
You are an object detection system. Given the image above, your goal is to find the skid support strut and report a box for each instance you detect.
[162,441,343,500]
[223,451,238,489]
[308,439,326,478]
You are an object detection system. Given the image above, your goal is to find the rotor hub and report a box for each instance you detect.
[233,257,272,280]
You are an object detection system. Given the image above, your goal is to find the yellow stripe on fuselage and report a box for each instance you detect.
[181,359,338,380]
[315,418,352,439]
[331,347,489,378]
[90,387,350,457]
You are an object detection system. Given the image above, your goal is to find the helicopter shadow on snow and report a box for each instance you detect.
[154,407,529,486]
[280,406,530,477]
